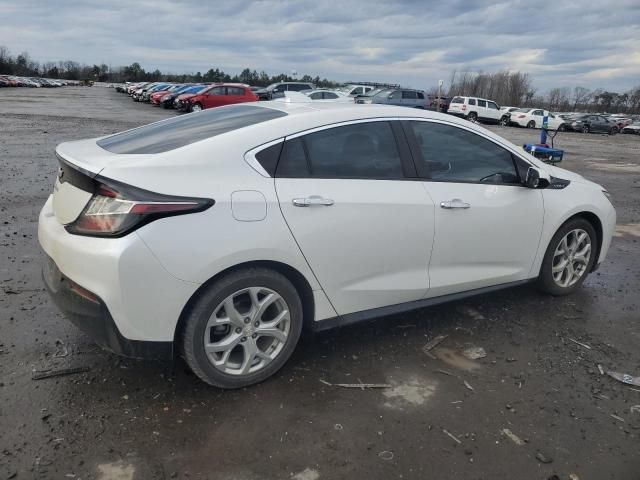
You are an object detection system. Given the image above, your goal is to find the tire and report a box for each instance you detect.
[537,218,598,296]
[191,103,203,112]
[582,124,590,134]
[609,126,618,136]
[527,120,536,129]
[500,116,509,126]
[467,112,477,123]
[558,124,567,132]
[181,267,304,389]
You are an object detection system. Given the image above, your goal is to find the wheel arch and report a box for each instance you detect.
[545,211,603,275]
[173,260,316,346]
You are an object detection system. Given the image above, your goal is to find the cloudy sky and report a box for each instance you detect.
[1,0,639,92]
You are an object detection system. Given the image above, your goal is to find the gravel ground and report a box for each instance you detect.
[1,86,639,480]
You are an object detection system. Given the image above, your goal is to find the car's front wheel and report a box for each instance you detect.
[191,103,203,112]
[181,267,303,388]
[538,218,597,296]
[500,115,509,126]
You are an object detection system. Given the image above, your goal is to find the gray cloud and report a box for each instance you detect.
[1,0,639,91]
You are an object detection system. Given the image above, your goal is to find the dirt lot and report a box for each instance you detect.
[1,86,639,480]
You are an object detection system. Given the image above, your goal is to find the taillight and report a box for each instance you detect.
[462,105,466,111]
[518,115,525,118]
[66,180,214,237]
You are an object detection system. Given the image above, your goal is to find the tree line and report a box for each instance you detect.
[0,46,340,89]
[2,46,639,114]
[446,70,640,114]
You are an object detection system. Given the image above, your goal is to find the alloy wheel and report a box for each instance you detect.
[192,104,202,112]
[552,229,592,288]
[204,287,290,376]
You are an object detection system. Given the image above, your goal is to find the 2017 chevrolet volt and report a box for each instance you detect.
[39,103,616,388]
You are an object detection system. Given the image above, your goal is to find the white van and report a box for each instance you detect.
[447,96,509,125]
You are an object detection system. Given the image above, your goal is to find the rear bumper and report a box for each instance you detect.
[42,255,172,360]
[38,195,199,346]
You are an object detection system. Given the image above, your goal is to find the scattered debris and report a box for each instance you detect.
[463,380,475,392]
[436,369,455,377]
[501,428,524,446]
[442,429,462,444]
[53,339,69,358]
[319,379,390,389]
[535,451,553,464]
[462,346,487,360]
[32,366,90,381]
[334,423,343,430]
[378,450,394,460]
[607,371,640,387]
[569,474,580,480]
[630,405,640,414]
[568,338,592,350]
[423,335,447,358]
[597,364,605,375]
[610,414,625,422]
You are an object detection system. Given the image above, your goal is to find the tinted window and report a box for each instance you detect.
[254,142,283,177]
[488,101,499,110]
[97,105,287,154]
[388,90,400,100]
[277,138,309,177]
[450,97,463,104]
[208,87,224,96]
[477,100,487,107]
[309,92,323,100]
[323,92,338,99]
[402,90,418,99]
[468,98,476,105]
[278,122,404,179]
[226,87,244,95]
[408,121,519,184]
[417,92,425,99]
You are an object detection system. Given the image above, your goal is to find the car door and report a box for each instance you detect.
[531,109,545,127]
[225,86,245,105]
[402,120,544,297]
[486,101,501,122]
[203,86,224,108]
[275,120,435,315]
[476,99,488,120]
[402,90,418,107]
[595,116,609,132]
[386,90,401,106]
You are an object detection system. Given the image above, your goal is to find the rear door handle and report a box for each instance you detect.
[440,198,471,209]
[292,195,335,207]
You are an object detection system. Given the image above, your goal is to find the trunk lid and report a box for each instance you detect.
[52,139,117,225]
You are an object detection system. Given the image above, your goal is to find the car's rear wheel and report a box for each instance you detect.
[558,124,567,132]
[527,120,536,129]
[181,267,303,388]
[500,115,509,126]
[467,112,477,123]
[582,124,590,133]
[538,218,597,296]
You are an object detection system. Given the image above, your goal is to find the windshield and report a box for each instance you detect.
[373,89,393,98]
[514,108,532,113]
[337,85,354,93]
[450,96,464,104]
[363,88,384,97]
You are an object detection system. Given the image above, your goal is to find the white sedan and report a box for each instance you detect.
[510,108,567,130]
[39,103,616,388]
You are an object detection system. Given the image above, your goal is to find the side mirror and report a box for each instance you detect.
[524,167,549,189]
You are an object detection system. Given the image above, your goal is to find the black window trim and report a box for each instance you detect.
[400,118,530,187]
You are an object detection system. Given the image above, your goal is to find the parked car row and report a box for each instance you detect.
[447,95,639,136]
[113,81,640,136]
[0,75,71,87]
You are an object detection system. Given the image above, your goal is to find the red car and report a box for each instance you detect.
[182,83,258,112]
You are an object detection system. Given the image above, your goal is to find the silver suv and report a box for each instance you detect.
[255,82,315,100]
[355,88,426,108]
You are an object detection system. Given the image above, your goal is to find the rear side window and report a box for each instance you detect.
[402,90,417,99]
[407,121,519,184]
[323,92,338,99]
[417,92,425,99]
[226,87,244,95]
[254,142,283,177]
[277,122,404,179]
[97,105,287,154]
[468,98,476,105]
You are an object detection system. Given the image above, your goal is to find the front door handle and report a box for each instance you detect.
[292,195,335,207]
[440,198,471,209]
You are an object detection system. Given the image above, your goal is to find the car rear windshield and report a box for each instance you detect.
[97,105,287,154]
[450,97,464,103]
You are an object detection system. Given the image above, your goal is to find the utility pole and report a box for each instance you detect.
[437,79,443,112]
